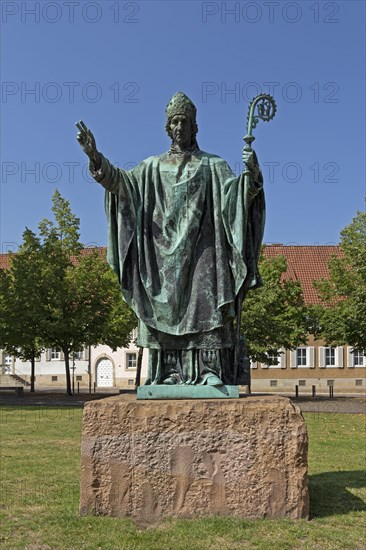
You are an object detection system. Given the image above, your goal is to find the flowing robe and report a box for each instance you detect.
[90,147,265,384]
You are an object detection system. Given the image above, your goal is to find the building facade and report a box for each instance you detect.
[1,332,149,390]
[250,245,365,394]
[251,335,366,394]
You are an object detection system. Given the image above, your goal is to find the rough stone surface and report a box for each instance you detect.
[79,394,309,524]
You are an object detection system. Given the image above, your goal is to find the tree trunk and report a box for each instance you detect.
[64,348,72,396]
[135,347,143,389]
[30,350,35,393]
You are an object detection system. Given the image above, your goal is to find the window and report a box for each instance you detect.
[355,379,363,386]
[51,348,61,360]
[297,348,307,366]
[126,353,137,370]
[266,350,279,368]
[128,379,134,386]
[325,347,335,366]
[270,380,277,387]
[319,347,343,368]
[2,354,12,373]
[262,348,285,369]
[299,380,306,386]
[327,380,334,386]
[290,347,315,368]
[130,328,138,342]
[347,347,366,368]
[73,351,83,361]
[51,376,58,382]
[353,350,364,367]
[76,375,82,381]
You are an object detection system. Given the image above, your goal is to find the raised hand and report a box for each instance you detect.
[76,120,99,164]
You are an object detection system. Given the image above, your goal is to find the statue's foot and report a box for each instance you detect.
[204,373,224,387]
[162,373,182,385]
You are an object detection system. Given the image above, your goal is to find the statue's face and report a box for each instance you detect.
[170,114,192,149]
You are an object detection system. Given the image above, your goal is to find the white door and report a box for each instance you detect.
[96,359,114,387]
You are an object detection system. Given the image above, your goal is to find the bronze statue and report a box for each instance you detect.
[76,92,274,387]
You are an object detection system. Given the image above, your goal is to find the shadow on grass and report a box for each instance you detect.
[309,470,366,518]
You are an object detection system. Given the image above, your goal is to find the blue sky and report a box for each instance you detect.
[1,0,365,251]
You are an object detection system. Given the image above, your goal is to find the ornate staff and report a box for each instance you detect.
[234,94,277,385]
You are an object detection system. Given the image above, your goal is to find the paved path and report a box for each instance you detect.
[0,390,365,413]
[291,396,366,414]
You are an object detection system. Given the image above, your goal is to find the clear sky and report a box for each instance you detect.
[1,0,365,251]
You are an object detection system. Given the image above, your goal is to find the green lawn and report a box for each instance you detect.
[0,405,365,550]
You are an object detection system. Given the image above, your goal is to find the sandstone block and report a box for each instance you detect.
[80,394,308,524]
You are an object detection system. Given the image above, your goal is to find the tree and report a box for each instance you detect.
[1,191,136,395]
[37,191,136,395]
[96,265,137,351]
[314,209,366,352]
[241,251,310,365]
[0,229,46,392]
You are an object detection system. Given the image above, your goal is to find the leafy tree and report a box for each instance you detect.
[242,251,310,365]
[39,249,136,395]
[314,209,366,352]
[37,191,136,395]
[98,267,137,351]
[1,190,136,395]
[0,229,45,392]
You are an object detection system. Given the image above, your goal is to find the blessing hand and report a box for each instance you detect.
[76,120,100,164]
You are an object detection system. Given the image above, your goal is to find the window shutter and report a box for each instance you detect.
[279,348,286,368]
[307,347,315,368]
[290,350,297,368]
[1,352,5,366]
[84,346,90,361]
[261,362,268,369]
[46,349,51,361]
[336,346,344,368]
[250,360,257,369]
[60,350,65,361]
[318,347,325,368]
[347,347,354,368]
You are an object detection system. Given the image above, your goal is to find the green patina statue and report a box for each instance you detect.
[76,92,272,389]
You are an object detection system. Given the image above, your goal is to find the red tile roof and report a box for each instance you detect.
[263,245,342,304]
[0,245,341,305]
[71,247,107,263]
[0,247,107,270]
[0,254,10,269]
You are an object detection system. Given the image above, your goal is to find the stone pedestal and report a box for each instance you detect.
[80,394,309,524]
[137,384,239,399]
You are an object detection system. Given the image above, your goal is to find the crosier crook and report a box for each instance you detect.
[233,94,277,385]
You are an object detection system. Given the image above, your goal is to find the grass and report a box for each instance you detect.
[0,405,365,550]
